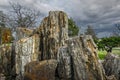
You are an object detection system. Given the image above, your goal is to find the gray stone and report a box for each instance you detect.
[57,35,107,80]
[57,46,71,80]
[16,27,33,40]
[0,44,16,80]
[1,11,118,80]
[103,53,120,80]
[15,34,40,79]
[106,75,117,80]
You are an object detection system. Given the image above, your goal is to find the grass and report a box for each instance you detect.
[98,50,107,60]
[98,47,120,60]
[112,47,120,56]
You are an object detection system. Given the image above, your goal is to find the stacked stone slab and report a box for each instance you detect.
[15,34,39,79]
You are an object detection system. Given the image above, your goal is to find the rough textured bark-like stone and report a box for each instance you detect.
[103,53,120,80]
[0,44,16,80]
[1,11,118,80]
[57,46,71,80]
[15,34,39,79]
[16,27,33,40]
[57,35,107,80]
[13,11,68,79]
[106,75,117,80]
[24,59,57,80]
[37,11,68,60]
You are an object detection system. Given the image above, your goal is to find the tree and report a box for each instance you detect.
[85,25,97,40]
[1,28,12,44]
[68,18,79,37]
[115,24,120,31]
[113,24,120,36]
[0,11,6,27]
[8,3,41,28]
[0,11,7,44]
[97,36,120,52]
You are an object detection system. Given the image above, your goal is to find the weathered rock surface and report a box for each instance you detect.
[0,74,6,80]
[14,11,68,79]
[24,59,57,80]
[57,46,71,80]
[15,34,39,79]
[0,44,16,80]
[57,35,107,80]
[37,11,68,60]
[103,53,120,80]
[16,27,33,40]
[106,75,117,80]
[15,11,108,80]
[1,11,119,80]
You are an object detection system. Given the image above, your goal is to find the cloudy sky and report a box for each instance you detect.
[0,0,120,38]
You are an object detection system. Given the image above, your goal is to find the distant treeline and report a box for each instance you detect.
[97,36,120,51]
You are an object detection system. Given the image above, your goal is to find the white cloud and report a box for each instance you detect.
[0,0,120,37]
[97,32,112,38]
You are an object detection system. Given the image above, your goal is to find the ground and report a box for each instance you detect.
[98,47,120,60]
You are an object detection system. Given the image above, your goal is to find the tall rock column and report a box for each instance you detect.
[37,11,68,60]
[67,35,106,80]
[57,35,107,80]
[15,34,40,79]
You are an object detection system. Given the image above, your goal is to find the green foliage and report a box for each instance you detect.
[98,50,107,60]
[0,11,6,27]
[0,27,13,44]
[98,48,120,60]
[97,36,120,51]
[68,18,79,37]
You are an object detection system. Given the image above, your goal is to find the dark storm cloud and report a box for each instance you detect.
[0,0,120,37]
